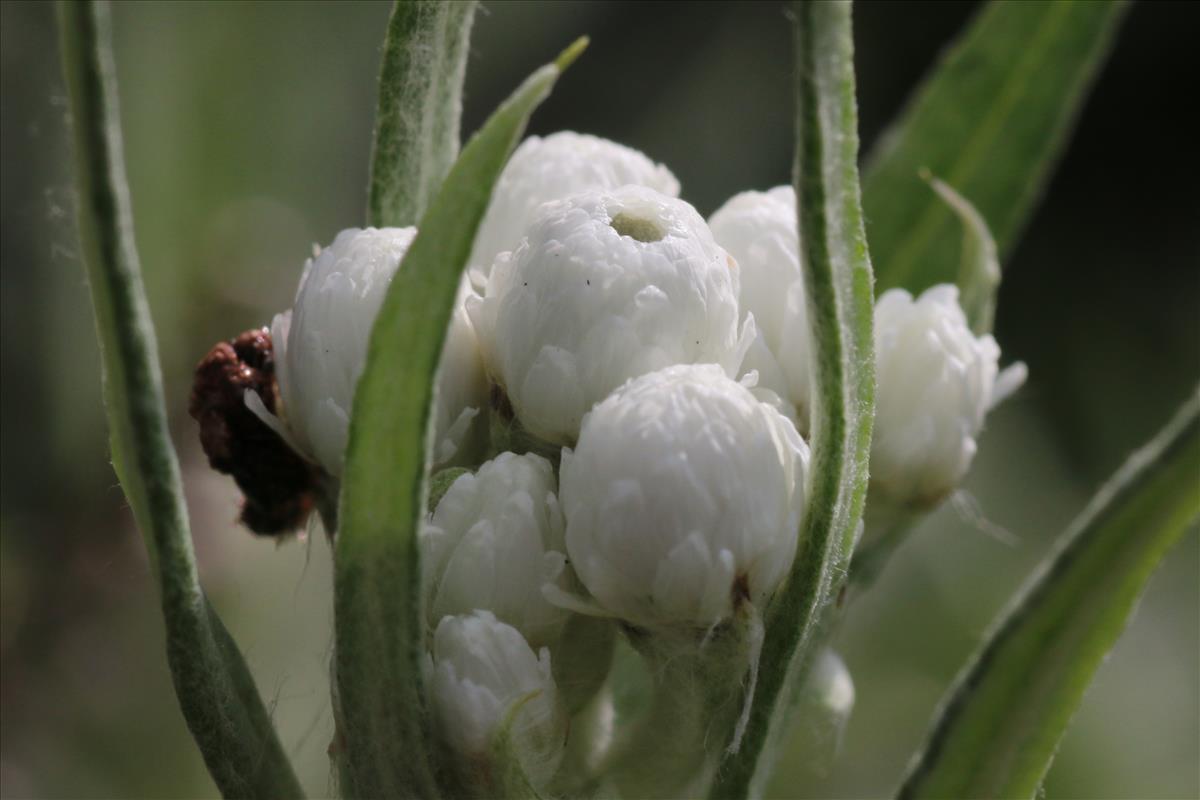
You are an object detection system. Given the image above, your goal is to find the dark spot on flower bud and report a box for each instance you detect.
[327,726,345,758]
[489,381,515,422]
[189,327,319,536]
[731,572,752,611]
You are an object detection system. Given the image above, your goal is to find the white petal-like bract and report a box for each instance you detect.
[709,186,813,431]
[422,452,569,648]
[426,611,565,786]
[432,279,490,467]
[470,131,680,274]
[271,227,487,474]
[469,186,748,445]
[871,284,1026,506]
[560,364,809,628]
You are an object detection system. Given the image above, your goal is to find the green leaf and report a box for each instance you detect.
[863,0,1128,295]
[334,37,587,800]
[428,465,469,512]
[898,391,1200,800]
[57,3,302,798]
[708,2,875,797]
[368,0,478,228]
[921,171,999,335]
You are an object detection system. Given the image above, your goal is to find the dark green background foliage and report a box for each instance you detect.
[1,1,1196,797]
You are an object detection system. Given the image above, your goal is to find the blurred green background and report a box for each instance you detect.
[2,1,1197,797]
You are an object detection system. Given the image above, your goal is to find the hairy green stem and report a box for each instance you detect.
[709,3,875,796]
[57,2,302,797]
[612,621,758,799]
[368,0,477,228]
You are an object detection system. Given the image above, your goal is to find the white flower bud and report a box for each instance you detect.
[422,452,569,648]
[709,186,813,431]
[560,364,809,628]
[790,648,855,777]
[269,228,487,474]
[871,284,1027,506]
[426,611,565,786]
[470,131,680,274]
[469,186,750,445]
[433,279,490,467]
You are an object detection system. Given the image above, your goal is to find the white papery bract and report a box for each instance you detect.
[469,185,749,445]
[426,611,565,787]
[433,279,490,467]
[470,131,680,275]
[709,186,813,431]
[422,452,569,648]
[560,364,809,628]
[270,227,487,475]
[872,284,1027,506]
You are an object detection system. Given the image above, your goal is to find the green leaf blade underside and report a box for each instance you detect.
[335,38,586,800]
[899,391,1200,800]
[368,0,478,228]
[863,0,1128,295]
[57,3,302,798]
[709,3,875,797]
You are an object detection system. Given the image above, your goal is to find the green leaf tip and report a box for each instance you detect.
[898,389,1200,800]
[919,169,1000,335]
[555,36,589,72]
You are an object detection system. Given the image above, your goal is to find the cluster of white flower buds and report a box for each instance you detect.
[247,131,1023,791]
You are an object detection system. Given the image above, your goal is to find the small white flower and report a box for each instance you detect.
[426,611,565,786]
[709,186,813,431]
[469,185,750,445]
[268,227,487,475]
[422,452,569,648]
[559,363,809,628]
[871,284,1026,506]
[470,131,680,274]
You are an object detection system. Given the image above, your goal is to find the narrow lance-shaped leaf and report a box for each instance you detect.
[56,3,302,798]
[334,38,588,800]
[709,2,875,797]
[899,390,1200,800]
[848,173,999,594]
[368,0,477,228]
[921,170,999,336]
[863,0,1128,295]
